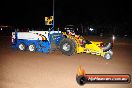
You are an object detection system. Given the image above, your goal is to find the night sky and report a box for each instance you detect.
[0,0,131,28]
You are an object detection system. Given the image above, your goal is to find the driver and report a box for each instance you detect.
[67,30,75,36]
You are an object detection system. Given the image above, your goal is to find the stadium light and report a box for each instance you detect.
[112,35,115,44]
[89,28,94,31]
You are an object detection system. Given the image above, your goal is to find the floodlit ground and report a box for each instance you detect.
[0,36,132,88]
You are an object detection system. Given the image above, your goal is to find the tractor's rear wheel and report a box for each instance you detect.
[59,38,76,56]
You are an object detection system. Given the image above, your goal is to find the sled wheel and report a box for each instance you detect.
[18,43,26,51]
[28,44,36,52]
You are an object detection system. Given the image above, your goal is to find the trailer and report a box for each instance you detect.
[12,30,64,53]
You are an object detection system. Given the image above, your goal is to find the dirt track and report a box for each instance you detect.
[0,36,132,88]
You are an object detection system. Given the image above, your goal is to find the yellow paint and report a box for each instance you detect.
[62,32,107,58]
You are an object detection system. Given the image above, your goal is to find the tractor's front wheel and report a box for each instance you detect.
[104,53,112,60]
[59,38,76,56]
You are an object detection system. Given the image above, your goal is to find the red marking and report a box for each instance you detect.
[41,36,46,40]
[86,75,129,78]
[34,33,46,40]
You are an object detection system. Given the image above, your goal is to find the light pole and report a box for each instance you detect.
[53,0,55,31]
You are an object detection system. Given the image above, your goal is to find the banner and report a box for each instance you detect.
[45,16,53,25]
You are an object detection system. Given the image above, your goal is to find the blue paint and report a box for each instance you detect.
[11,31,64,53]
